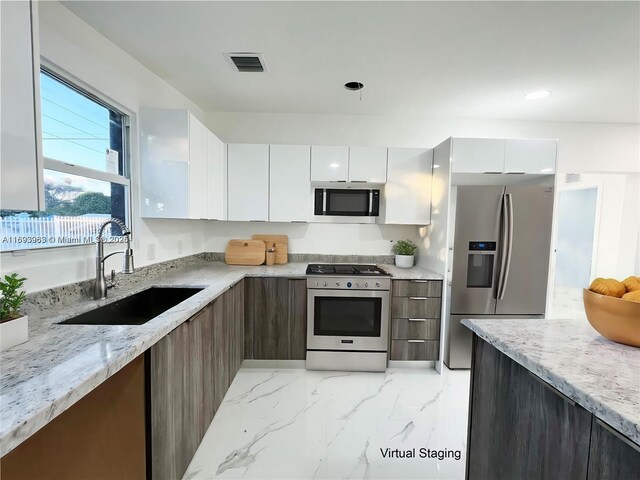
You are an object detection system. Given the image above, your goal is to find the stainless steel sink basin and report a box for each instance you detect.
[58,287,204,326]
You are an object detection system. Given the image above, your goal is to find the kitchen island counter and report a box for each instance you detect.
[462,317,640,447]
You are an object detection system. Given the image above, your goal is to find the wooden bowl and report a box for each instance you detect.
[583,289,640,347]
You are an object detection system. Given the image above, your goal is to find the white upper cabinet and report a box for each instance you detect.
[382,148,433,225]
[188,115,208,219]
[348,147,387,183]
[1,0,43,211]
[504,139,557,174]
[140,108,209,219]
[269,145,311,222]
[451,138,505,174]
[227,143,269,221]
[207,131,226,221]
[311,145,349,182]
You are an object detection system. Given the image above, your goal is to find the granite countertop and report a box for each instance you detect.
[0,258,441,456]
[462,318,640,446]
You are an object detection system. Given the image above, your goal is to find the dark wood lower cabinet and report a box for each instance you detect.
[467,335,639,480]
[150,283,244,480]
[1,356,146,480]
[588,417,640,480]
[244,277,307,360]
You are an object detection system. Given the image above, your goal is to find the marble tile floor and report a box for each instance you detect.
[184,367,470,480]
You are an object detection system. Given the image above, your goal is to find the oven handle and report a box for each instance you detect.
[409,296,428,300]
[408,339,427,343]
[408,318,427,322]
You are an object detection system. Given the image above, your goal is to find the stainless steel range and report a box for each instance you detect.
[306,264,391,372]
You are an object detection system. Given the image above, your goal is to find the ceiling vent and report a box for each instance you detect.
[224,53,267,72]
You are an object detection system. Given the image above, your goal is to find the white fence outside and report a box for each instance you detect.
[0,214,112,251]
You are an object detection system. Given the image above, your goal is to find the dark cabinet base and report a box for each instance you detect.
[467,335,640,480]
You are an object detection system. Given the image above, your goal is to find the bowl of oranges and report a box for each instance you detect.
[583,276,640,347]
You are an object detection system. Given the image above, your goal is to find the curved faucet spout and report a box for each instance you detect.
[93,218,134,300]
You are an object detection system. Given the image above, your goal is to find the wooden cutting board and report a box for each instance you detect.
[251,235,289,265]
[225,239,266,266]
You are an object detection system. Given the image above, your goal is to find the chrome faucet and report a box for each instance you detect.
[93,218,134,300]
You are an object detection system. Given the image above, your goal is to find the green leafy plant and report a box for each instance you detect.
[0,273,27,321]
[392,239,417,256]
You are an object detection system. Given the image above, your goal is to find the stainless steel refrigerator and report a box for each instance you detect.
[445,185,554,369]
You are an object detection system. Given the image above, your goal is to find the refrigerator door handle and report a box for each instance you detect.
[498,193,515,299]
[496,193,508,299]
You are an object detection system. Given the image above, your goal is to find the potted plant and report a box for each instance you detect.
[0,273,28,351]
[392,239,418,268]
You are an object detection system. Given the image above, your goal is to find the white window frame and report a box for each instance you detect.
[0,64,133,253]
[39,64,133,229]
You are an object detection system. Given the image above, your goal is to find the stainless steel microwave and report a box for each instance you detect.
[314,188,380,217]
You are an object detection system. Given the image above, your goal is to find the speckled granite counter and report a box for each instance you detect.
[462,318,640,446]
[0,258,441,456]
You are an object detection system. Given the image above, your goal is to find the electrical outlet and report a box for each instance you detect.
[147,243,156,261]
[177,239,183,254]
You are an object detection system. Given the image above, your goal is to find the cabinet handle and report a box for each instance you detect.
[408,318,427,322]
[249,220,266,222]
[595,419,640,453]
[527,371,575,406]
[409,296,428,300]
[410,280,429,283]
[408,339,426,343]
[329,180,347,183]
[291,221,307,223]
[505,172,526,175]
[350,180,367,183]
[483,171,502,174]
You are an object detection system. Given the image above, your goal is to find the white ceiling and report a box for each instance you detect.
[62,1,639,123]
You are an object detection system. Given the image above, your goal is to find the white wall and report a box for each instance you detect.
[203,222,419,256]
[206,112,640,174]
[1,2,208,293]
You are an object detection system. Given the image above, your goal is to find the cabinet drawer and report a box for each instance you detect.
[391,318,440,340]
[392,297,441,318]
[392,280,442,298]
[390,340,439,361]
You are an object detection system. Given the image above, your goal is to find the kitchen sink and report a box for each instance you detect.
[58,287,204,326]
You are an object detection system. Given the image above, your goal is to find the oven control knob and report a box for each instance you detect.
[364,283,369,288]
[376,282,380,287]
[347,282,352,288]
[315,282,319,287]
[323,282,328,287]
[335,282,340,287]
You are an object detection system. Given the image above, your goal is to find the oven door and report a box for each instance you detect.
[307,289,389,351]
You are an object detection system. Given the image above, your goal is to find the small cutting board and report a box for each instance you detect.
[225,239,266,266]
[251,235,289,265]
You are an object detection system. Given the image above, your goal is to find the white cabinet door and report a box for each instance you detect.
[1,0,42,211]
[227,144,269,221]
[505,139,557,174]
[206,131,226,220]
[311,145,349,182]
[270,145,311,222]
[451,138,505,174]
[140,108,190,218]
[383,148,433,225]
[188,114,208,219]
[349,147,387,183]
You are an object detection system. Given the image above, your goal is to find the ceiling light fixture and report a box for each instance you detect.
[344,82,364,101]
[524,90,551,100]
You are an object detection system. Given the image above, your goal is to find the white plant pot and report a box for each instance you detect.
[0,315,28,351]
[395,255,414,269]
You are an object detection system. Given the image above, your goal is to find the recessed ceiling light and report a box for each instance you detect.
[524,90,551,100]
[344,82,364,91]
[329,163,340,168]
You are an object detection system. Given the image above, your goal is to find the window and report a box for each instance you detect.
[0,69,130,251]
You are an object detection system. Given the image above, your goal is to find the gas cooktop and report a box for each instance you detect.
[305,263,391,276]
